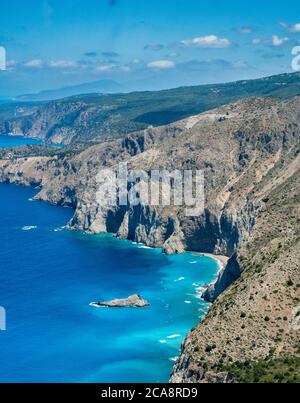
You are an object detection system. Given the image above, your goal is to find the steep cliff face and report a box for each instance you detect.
[0,96,298,257]
[202,253,241,302]
[0,96,299,382]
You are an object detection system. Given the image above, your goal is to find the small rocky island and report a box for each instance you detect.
[90,294,150,308]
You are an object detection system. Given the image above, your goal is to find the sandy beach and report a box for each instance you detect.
[193,252,229,271]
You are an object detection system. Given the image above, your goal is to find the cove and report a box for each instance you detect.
[0,135,42,148]
[0,183,218,383]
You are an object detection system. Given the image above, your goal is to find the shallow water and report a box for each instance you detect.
[0,135,42,148]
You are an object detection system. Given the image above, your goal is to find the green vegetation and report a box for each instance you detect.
[205,344,217,353]
[224,356,300,383]
[77,71,300,127]
[1,72,300,144]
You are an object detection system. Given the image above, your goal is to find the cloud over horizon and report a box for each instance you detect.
[252,35,290,47]
[1,0,296,97]
[180,35,232,48]
[147,60,175,69]
[279,21,300,33]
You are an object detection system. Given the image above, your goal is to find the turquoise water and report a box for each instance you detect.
[0,135,42,148]
[0,135,66,148]
[0,138,218,383]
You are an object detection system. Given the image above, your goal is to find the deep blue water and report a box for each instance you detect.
[0,138,218,383]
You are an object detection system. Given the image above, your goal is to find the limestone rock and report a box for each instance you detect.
[91,294,150,308]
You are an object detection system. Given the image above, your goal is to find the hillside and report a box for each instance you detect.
[0,93,299,382]
[1,72,300,145]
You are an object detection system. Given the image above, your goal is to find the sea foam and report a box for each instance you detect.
[166,334,181,339]
[21,226,37,231]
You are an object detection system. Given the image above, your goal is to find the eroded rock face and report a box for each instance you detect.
[0,96,299,382]
[91,295,150,308]
[202,253,241,302]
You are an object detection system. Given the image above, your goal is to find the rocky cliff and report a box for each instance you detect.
[0,95,299,382]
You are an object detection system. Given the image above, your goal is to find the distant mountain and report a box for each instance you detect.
[17,80,122,102]
[1,71,300,144]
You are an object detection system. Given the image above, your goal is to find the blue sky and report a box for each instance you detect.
[0,0,300,96]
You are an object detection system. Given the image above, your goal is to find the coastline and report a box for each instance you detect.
[0,183,220,382]
[193,252,229,272]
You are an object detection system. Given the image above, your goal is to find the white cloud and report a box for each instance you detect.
[49,60,77,68]
[252,36,289,47]
[272,35,289,46]
[147,60,175,69]
[237,26,252,35]
[279,21,300,33]
[279,21,288,29]
[24,59,44,68]
[180,35,232,48]
[131,58,142,64]
[6,59,18,68]
[96,64,117,72]
[96,64,131,72]
[252,39,262,45]
[167,52,179,58]
[233,60,249,69]
[290,23,300,33]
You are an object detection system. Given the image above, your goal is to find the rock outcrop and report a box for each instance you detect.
[91,295,150,308]
[202,253,241,302]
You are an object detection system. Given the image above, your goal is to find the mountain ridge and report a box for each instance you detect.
[16,79,122,102]
[1,71,300,145]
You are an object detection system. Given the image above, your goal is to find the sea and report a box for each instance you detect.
[0,135,218,382]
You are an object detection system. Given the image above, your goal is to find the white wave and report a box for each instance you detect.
[189,261,197,264]
[167,334,181,339]
[53,225,66,232]
[89,302,106,308]
[21,226,37,231]
[138,245,151,249]
[195,286,206,296]
[174,277,185,282]
[159,339,167,344]
[169,356,179,362]
[184,300,192,304]
[53,226,66,232]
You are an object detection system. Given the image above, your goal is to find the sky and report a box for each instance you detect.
[0,0,300,96]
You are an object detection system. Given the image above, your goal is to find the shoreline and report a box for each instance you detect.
[192,253,229,300]
[192,252,229,272]
[0,179,229,383]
